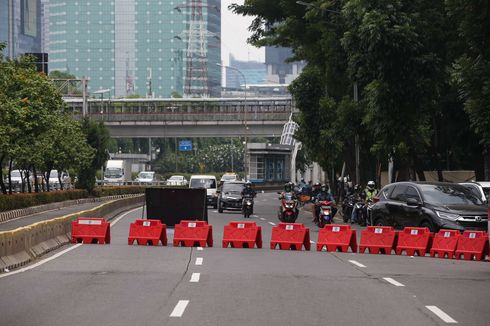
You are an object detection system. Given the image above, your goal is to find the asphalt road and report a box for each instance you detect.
[0,192,488,326]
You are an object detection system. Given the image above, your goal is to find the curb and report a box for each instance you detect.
[0,195,144,273]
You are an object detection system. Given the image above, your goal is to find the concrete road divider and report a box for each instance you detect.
[173,220,213,247]
[270,223,310,251]
[455,231,489,261]
[222,221,262,249]
[0,195,144,273]
[128,219,167,246]
[316,224,357,253]
[71,218,111,244]
[359,226,397,255]
[429,230,460,259]
[395,227,432,256]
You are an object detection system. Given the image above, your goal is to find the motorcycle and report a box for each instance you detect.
[278,192,299,223]
[316,200,335,228]
[341,195,355,222]
[242,194,254,218]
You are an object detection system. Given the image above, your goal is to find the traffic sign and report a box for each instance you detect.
[179,140,192,151]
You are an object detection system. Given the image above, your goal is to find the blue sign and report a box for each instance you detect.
[179,140,192,151]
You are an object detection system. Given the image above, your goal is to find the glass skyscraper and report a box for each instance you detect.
[47,0,221,98]
[0,0,42,58]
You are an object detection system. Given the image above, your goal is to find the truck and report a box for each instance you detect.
[104,160,132,185]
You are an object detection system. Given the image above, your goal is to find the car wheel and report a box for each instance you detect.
[373,216,386,226]
[420,220,436,233]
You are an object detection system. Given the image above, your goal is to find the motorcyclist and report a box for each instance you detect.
[241,181,256,213]
[351,181,378,225]
[313,184,337,223]
[279,182,299,218]
[311,182,322,198]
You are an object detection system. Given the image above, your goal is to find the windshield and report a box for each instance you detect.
[105,168,122,178]
[222,175,236,181]
[138,172,153,179]
[169,176,183,181]
[222,183,244,193]
[11,171,21,178]
[284,193,294,201]
[50,171,59,178]
[420,184,484,206]
[190,178,216,189]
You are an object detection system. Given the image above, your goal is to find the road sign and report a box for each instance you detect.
[179,140,192,151]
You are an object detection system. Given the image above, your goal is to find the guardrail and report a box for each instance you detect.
[0,195,144,273]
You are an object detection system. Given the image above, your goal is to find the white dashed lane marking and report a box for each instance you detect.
[260,218,266,221]
[383,277,405,287]
[268,222,276,226]
[426,306,458,324]
[195,257,203,265]
[348,260,366,268]
[170,300,189,317]
[197,247,203,251]
[190,273,200,283]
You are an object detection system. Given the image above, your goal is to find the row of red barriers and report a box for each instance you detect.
[71,218,489,261]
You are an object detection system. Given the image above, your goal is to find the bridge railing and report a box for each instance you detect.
[65,97,296,122]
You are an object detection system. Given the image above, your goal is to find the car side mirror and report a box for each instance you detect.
[406,198,420,206]
[216,190,221,194]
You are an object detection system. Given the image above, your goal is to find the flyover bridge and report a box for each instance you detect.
[66,97,296,138]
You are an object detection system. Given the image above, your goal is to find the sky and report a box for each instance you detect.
[221,0,265,65]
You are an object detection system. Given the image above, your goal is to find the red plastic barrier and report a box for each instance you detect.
[455,231,489,261]
[222,221,262,248]
[359,226,397,255]
[128,219,167,246]
[173,220,213,247]
[429,230,460,259]
[71,217,110,244]
[395,227,431,256]
[316,224,357,253]
[270,223,310,251]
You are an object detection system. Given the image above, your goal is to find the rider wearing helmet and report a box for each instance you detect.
[312,182,322,197]
[352,181,378,225]
[313,184,337,223]
[241,181,256,214]
[364,181,378,201]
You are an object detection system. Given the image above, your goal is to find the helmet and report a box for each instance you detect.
[354,184,361,191]
[367,181,375,191]
[245,181,252,188]
[313,182,321,190]
[321,184,328,192]
[284,182,292,192]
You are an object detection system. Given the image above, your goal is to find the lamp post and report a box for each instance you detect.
[217,63,248,180]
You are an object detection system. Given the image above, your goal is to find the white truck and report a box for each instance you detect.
[104,160,132,185]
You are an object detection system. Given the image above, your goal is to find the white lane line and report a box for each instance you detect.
[268,222,276,226]
[426,306,458,324]
[190,273,200,283]
[170,300,190,317]
[310,240,315,244]
[260,217,266,221]
[348,260,366,268]
[383,277,405,287]
[195,257,203,265]
[197,247,203,251]
[0,206,141,279]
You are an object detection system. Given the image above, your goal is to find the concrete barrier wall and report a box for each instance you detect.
[0,195,144,273]
[0,194,142,223]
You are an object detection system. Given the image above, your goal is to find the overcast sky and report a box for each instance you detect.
[221,0,265,64]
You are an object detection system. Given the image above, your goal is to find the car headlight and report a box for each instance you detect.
[436,211,460,221]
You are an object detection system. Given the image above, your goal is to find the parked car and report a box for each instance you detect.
[217,181,245,213]
[189,175,218,208]
[135,171,155,184]
[370,181,488,232]
[460,182,488,204]
[48,170,71,190]
[166,175,188,186]
[476,181,490,201]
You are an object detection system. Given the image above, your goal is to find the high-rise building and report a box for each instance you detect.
[225,54,266,90]
[0,0,42,58]
[265,46,304,84]
[47,0,221,98]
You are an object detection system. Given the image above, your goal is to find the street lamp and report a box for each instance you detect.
[216,63,249,181]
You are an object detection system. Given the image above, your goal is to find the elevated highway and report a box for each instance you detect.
[66,97,296,138]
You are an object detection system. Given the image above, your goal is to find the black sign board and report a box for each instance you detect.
[145,188,208,227]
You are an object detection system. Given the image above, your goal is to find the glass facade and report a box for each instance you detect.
[0,0,42,57]
[48,0,220,98]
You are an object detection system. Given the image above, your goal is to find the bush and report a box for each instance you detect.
[0,190,89,212]
[92,186,145,197]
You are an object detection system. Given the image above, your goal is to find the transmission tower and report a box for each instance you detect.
[175,1,219,98]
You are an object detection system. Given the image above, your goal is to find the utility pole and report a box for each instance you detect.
[82,77,88,117]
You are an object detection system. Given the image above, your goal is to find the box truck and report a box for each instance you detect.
[104,160,132,185]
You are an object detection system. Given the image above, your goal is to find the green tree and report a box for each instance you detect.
[447,0,490,180]
[76,118,110,193]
